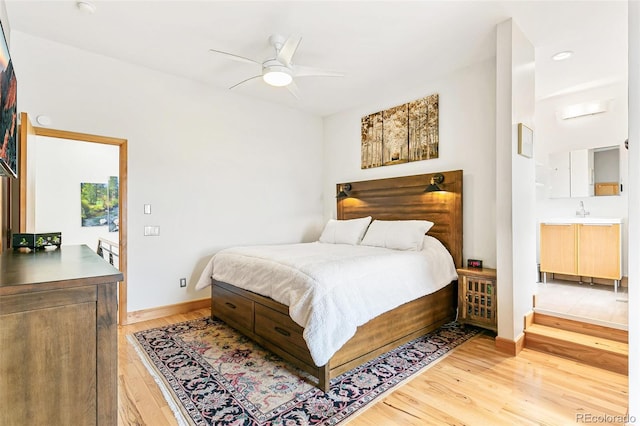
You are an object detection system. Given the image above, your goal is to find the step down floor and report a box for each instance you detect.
[525,323,627,375]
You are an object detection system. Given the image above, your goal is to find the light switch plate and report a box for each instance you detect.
[144,204,151,214]
[144,226,160,236]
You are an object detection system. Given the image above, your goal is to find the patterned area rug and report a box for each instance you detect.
[129,317,480,425]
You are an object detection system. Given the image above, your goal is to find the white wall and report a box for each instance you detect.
[535,82,629,274]
[323,58,497,268]
[0,1,8,45]
[627,0,639,421]
[33,136,119,248]
[11,31,324,312]
[496,19,537,342]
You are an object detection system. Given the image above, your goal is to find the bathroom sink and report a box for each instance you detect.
[543,217,623,224]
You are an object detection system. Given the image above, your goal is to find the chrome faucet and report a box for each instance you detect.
[576,201,590,217]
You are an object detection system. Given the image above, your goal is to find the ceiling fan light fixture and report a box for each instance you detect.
[211,34,344,95]
[263,65,293,87]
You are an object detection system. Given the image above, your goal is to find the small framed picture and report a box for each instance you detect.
[518,123,533,158]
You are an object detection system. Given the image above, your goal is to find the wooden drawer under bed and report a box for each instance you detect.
[211,279,456,392]
[254,304,314,365]
[212,285,254,333]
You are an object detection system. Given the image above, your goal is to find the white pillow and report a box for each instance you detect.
[361,220,434,250]
[421,235,449,254]
[318,216,372,245]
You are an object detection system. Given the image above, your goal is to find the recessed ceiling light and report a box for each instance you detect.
[552,51,573,61]
[36,115,52,126]
[76,1,96,14]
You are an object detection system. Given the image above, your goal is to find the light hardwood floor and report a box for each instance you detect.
[118,308,629,425]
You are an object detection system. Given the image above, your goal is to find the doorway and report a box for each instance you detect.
[18,113,128,325]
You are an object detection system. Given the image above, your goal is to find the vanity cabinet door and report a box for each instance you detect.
[577,224,621,280]
[540,224,577,275]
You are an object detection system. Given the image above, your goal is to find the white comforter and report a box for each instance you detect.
[195,236,457,366]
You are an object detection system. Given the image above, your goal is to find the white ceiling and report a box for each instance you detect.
[4,0,628,117]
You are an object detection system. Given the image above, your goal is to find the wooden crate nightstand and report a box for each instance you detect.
[457,267,497,331]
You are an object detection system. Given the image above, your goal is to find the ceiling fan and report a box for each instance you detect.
[209,34,343,98]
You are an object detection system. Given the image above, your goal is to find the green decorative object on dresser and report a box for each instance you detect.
[12,232,62,250]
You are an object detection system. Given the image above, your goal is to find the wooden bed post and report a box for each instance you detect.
[319,363,331,392]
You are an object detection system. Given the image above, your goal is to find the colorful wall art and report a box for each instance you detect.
[0,21,18,178]
[81,176,119,232]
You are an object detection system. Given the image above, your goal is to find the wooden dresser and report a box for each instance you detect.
[0,245,123,426]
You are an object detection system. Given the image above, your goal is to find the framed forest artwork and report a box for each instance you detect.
[80,176,119,232]
[361,93,439,169]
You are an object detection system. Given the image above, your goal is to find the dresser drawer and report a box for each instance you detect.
[212,285,254,331]
[254,304,314,365]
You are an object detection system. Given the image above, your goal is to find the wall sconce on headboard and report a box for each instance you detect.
[336,183,352,199]
[424,173,445,193]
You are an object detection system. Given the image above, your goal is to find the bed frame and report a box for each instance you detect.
[211,170,463,392]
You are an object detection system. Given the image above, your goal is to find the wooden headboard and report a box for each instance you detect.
[336,170,463,268]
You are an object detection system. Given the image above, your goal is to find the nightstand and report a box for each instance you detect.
[456,267,497,331]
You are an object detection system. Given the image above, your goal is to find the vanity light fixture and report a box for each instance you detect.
[424,173,444,193]
[336,183,352,199]
[552,50,573,61]
[560,100,609,120]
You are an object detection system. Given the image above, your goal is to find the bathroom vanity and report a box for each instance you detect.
[539,217,622,292]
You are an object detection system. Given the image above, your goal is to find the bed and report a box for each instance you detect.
[196,170,463,392]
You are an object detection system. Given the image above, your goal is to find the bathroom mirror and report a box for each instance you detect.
[548,146,620,198]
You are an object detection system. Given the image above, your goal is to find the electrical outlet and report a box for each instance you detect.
[179,278,187,288]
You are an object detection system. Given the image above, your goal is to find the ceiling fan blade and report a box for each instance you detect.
[293,64,344,78]
[276,35,302,66]
[209,48,260,66]
[286,80,300,99]
[229,75,262,90]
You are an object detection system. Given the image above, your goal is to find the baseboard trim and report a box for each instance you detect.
[126,298,210,324]
[495,333,525,356]
[524,310,534,329]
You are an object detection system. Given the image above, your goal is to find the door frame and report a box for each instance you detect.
[18,112,129,325]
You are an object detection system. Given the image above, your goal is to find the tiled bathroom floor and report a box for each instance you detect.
[535,279,628,327]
